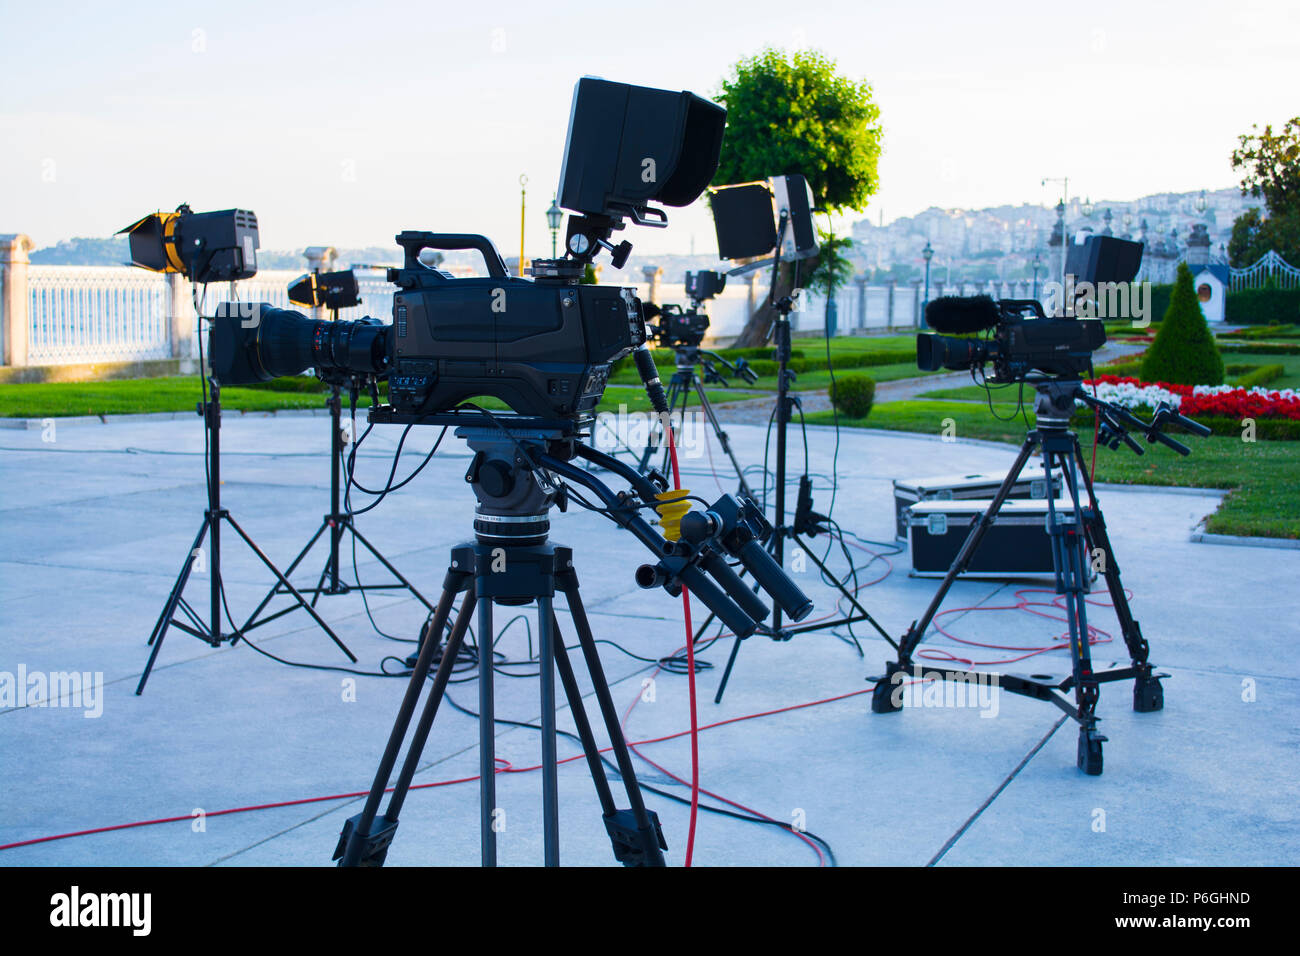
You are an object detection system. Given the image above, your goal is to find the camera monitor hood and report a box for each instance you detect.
[557,77,725,228]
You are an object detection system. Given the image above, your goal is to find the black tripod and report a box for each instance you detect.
[238,383,435,637]
[870,379,1194,775]
[637,344,756,500]
[136,383,357,695]
[704,225,895,703]
[335,426,667,867]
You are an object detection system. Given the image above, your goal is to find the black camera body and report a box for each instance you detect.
[649,303,710,349]
[917,297,1105,382]
[386,235,646,419]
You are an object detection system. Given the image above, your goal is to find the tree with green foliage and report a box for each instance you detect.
[1140,263,1224,385]
[1228,117,1300,267]
[713,49,882,346]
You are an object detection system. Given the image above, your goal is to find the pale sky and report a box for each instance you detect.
[2,0,1295,263]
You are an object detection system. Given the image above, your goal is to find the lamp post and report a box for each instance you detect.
[1195,190,1208,217]
[1043,176,1070,294]
[546,195,562,259]
[1031,253,1042,299]
[518,174,528,277]
[921,240,934,329]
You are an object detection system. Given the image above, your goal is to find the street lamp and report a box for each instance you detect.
[1195,190,1208,216]
[545,195,562,258]
[1031,253,1042,299]
[1082,196,1094,218]
[518,174,528,277]
[921,241,934,329]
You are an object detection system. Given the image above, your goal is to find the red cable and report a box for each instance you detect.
[663,422,701,867]
[0,679,878,859]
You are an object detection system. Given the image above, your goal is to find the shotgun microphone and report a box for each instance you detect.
[924,295,1001,335]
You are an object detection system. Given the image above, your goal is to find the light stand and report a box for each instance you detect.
[237,375,436,637]
[136,379,358,695]
[705,215,897,703]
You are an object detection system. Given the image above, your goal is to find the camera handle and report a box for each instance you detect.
[394,231,509,278]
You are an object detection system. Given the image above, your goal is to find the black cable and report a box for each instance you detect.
[438,691,837,866]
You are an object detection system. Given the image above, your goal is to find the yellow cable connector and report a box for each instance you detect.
[654,488,692,541]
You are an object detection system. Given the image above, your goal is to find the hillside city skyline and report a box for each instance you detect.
[31,185,1258,288]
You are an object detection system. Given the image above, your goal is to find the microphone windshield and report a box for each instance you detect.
[925,295,1000,335]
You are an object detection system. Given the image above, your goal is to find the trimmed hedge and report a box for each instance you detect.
[1226,287,1300,326]
[1230,364,1286,388]
[829,375,876,418]
[1218,323,1300,340]
[1140,263,1224,385]
[1219,342,1300,355]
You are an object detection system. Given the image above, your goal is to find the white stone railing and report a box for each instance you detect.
[26,266,172,365]
[0,235,401,368]
[0,232,1045,367]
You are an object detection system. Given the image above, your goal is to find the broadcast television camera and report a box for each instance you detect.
[644,269,727,349]
[916,296,1105,382]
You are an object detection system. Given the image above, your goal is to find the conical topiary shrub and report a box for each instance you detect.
[1139,262,1224,385]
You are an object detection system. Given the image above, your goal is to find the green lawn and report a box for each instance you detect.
[0,377,756,418]
[806,399,1300,539]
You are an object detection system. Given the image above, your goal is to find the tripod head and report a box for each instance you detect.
[448,418,812,635]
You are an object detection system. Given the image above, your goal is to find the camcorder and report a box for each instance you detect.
[916,235,1144,384]
[645,269,726,349]
[916,296,1106,382]
[209,76,726,426]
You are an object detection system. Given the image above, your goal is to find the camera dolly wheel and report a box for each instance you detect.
[1077,728,1107,776]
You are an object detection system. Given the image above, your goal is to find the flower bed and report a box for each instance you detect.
[1082,375,1300,420]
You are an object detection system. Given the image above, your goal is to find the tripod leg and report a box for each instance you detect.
[713,632,745,704]
[241,521,331,630]
[693,375,755,500]
[383,594,476,819]
[1045,447,1105,775]
[549,612,619,818]
[538,594,560,866]
[1072,436,1163,713]
[347,524,437,613]
[335,570,470,866]
[790,531,894,645]
[223,514,357,663]
[137,517,212,695]
[556,565,667,866]
[477,592,497,866]
[873,434,1039,714]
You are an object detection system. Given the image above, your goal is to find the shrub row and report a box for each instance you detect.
[1230,364,1286,388]
[1226,287,1300,326]
[1219,342,1300,355]
[1218,323,1300,340]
